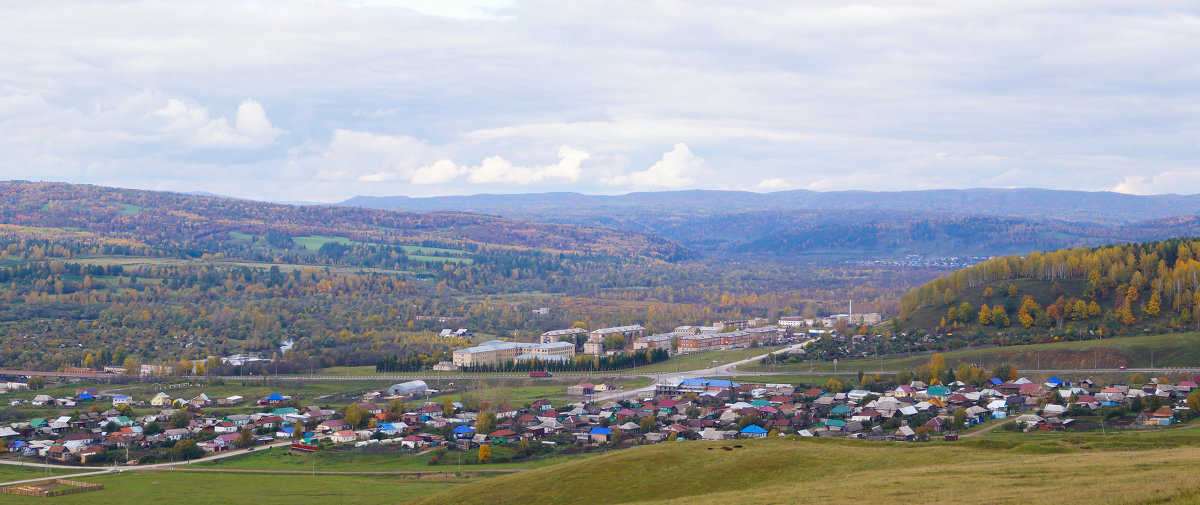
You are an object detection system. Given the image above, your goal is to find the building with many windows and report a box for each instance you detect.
[452,340,576,367]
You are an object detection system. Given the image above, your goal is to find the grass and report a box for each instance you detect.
[406,435,1200,505]
[630,345,786,374]
[1,470,479,505]
[739,332,1200,374]
[292,235,353,251]
[195,445,592,472]
[115,204,145,216]
[0,464,86,482]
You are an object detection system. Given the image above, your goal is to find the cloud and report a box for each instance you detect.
[757,177,790,189]
[152,98,283,149]
[606,143,701,188]
[411,159,468,184]
[466,145,589,184]
[1113,171,1200,195]
[3,2,1200,199]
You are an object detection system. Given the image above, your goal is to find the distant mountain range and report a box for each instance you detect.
[340,188,1200,260]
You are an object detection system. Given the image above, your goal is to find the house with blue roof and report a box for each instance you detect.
[453,425,475,439]
[589,426,613,443]
[678,378,740,392]
[739,425,768,438]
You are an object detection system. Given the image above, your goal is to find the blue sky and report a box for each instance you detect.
[3,1,1199,202]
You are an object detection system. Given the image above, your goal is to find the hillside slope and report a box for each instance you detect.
[0,181,685,260]
[406,436,1200,505]
[898,238,1200,338]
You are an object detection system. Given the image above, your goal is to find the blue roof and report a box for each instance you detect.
[453,425,475,434]
[680,378,740,389]
[267,393,284,401]
[989,378,1003,385]
[589,427,613,435]
[113,395,130,399]
[282,427,294,433]
[740,425,768,434]
[10,440,25,448]
[79,393,92,400]
[1047,377,1063,384]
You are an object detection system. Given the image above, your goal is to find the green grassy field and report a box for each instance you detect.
[629,345,785,374]
[290,237,472,263]
[0,464,86,482]
[194,445,593,472]
[739,332,1200,374]
[1,470,477,505]
[406,434,1200,505]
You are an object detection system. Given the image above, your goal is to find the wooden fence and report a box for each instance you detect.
[1,479,103,497]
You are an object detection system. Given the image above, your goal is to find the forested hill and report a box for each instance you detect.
[898,238,1200,337]
[342,189,1200,261]
[0,181,686,261]
[343,188,1200,223]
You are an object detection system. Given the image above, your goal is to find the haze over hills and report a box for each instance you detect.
[341,188,1200,260]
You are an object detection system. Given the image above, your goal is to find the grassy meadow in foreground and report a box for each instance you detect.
[406,434,1200,505]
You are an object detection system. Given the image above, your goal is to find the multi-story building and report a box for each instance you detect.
[540,328,588,344]
[588,324,645,342]
[633,333,675,351]
[675,327,783,353]
[583,340,605,355]
[452,340,576,368]
[820,313,883,328]
[778,316,809,328]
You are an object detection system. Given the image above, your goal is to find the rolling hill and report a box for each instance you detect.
[341,188,1200,261]
[405,435,1200,505]
[0,181,686,261]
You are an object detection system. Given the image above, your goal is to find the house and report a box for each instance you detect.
[330,430,358,443]
[893,425,916,441]
[739,425,769,438]
[1148,407,1175,425]
[589,426,613,443]
[400,435,425,449]
[111,395,133,407]
[318,419,350,432]
[150,392,172,407]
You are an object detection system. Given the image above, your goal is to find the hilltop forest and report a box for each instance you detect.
[899,238,1200,343]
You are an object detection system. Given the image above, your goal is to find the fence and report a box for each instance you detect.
[1,479,104,497]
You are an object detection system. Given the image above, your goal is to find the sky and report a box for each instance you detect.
[2,0,1200,202]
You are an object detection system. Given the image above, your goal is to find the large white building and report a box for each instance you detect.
[452,340,576,367]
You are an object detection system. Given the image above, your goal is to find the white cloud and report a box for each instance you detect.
[757,177,790,189]
[466,145,589,185]
[411,159,468,184]
[152,98,283,149]
[2,2,1200,199]
[1113,171,1200,195]
[606,143,701,188]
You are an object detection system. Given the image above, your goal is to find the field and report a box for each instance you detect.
[406,433,1200,505]
[290,236,473,263]
[629,345,786,374]
[193,444,595,472]
[0,465,85,482]
[1,470,478,505]
[739,332,1200,374]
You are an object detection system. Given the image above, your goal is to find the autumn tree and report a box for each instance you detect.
[952,407,967,430]
[475,411,497,435]
[344,403,367,428]
[978,304,993,325]
[1145,292,1162,317]
[477,444,491,463]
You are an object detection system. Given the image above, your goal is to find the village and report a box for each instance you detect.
[2,354,1198,470]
